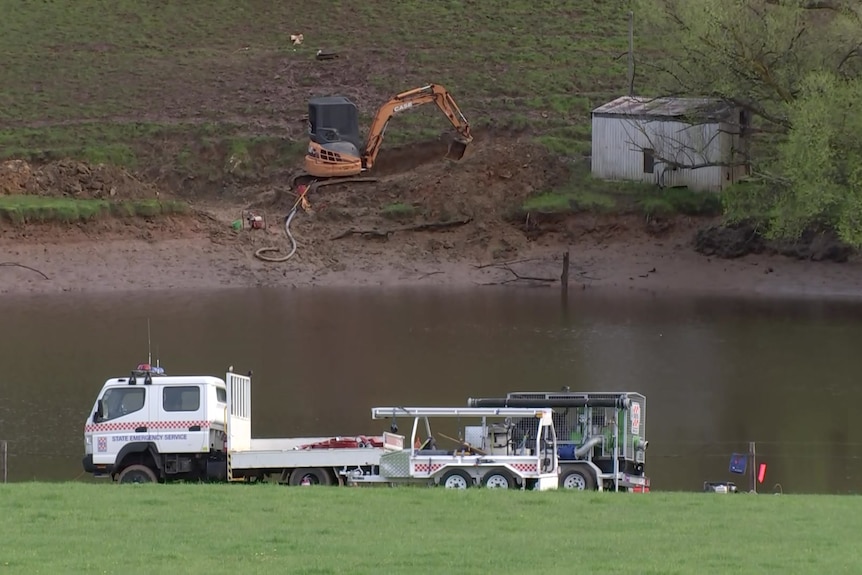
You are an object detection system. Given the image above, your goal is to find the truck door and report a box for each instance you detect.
[91,385,149,466]
[154,384,208,454]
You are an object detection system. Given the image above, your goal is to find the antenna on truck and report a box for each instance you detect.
[146,318,162,368]
[147,317,152,366]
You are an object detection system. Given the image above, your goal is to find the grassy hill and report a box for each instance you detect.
[0,1,640,181]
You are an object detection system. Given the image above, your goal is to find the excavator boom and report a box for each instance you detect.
[362,84,473,170]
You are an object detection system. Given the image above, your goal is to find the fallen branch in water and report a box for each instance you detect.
[473,256,543,270]
[0,262,50,280]
[331,217,472,241]
[501,265,557,283]
[480,264,558,286]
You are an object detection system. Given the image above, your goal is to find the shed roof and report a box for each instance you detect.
[592,96,734,121]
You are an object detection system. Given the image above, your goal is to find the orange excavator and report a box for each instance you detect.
[291,84,473,192]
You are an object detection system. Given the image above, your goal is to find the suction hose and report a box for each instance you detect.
[467,396,632,410]
[254,206,299,263]
[574,436,603,457]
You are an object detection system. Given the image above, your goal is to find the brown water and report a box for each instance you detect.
[1,286,861,493]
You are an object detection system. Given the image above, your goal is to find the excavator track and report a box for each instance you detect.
[290,172,379,194]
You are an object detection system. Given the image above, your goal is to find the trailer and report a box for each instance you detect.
[467,391,649,492]
[81,365,559,490]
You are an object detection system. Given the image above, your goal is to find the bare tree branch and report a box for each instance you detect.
[837,43,862,72]
[765,0,846,10]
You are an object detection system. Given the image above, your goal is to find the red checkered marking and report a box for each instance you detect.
[413,463,445,474]
[85,420,210,433]
[510,463,538,474]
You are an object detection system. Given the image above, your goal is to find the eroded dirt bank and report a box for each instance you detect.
[4,213,862,300]
[3,136,862,300]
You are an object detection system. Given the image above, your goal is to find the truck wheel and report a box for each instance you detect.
[118,464,158,484]
[560,466,596,491]
[288,467,333,486]
[439,469,473,489]
[482,468,517,489]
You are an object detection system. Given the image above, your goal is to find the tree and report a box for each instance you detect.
[633,0,862,245]
[769,73,862,244]
[634,0,861,129]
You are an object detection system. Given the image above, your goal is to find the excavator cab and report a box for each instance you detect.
[307,96,363,157]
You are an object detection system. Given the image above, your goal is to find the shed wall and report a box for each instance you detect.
[591,115,729,192]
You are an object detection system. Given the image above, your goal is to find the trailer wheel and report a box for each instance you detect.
[117,464,158,484]
[288,467,333,487]
[481,468,517,489]
[439,469,473,489]
[560,466,596,491]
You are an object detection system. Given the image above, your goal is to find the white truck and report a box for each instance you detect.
[81,364,560,490]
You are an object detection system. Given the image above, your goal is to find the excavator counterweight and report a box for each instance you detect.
[293,84,472,192]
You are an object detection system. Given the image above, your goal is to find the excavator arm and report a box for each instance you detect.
[361,84,473,170]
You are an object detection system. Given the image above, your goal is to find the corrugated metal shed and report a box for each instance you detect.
[592,96,734,121]
[590,95,748,193]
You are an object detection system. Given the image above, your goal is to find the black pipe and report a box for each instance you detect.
[466,396,631,409]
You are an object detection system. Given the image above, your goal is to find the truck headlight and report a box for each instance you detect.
[85,436,92,446]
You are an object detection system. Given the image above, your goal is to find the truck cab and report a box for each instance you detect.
[82,364,230,483]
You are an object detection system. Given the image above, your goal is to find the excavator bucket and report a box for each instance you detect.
[445,137,470,161]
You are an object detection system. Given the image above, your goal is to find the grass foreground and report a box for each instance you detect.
[1,483,860,574]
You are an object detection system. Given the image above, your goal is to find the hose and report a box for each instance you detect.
[251,177,375,263]
[254,206,299,263]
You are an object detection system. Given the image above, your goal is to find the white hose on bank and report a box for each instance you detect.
[254,206,299,263]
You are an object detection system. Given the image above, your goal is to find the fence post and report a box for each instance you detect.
[1,440,7,483]
[749,441,756,493]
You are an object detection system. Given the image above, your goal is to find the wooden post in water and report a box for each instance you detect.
[561,250,570,292]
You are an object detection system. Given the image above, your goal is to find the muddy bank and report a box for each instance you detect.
[3,223,862,300]
[3,137,862,300]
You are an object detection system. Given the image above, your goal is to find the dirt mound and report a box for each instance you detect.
[0,159,164,200]
[695,222,855,262]
[380,134,569,221]
[288,134,569,221]
[240,134,572,266]
[694,223,765,259]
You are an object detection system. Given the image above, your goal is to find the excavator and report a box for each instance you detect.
[291,84,473,193]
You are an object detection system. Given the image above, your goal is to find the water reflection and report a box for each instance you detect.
[1,287,860,493]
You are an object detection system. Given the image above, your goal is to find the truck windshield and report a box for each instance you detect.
[100,387,145,421]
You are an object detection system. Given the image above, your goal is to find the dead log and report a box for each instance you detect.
[398,217,472,232]
[331,217,472,241]
[330,229,392,241]
[502,265,557,283]
[473,256,543,270]
[0,262,50,280]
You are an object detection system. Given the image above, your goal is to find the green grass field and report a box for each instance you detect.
[0,483,859,574]
[0,195,187,224]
